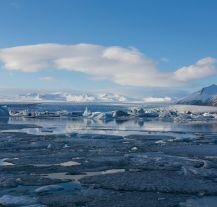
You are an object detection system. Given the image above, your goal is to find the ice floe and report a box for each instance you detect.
[0,195,38,206]
[35,184,64,193]
[0,158,15,166]
[8,104,217,124]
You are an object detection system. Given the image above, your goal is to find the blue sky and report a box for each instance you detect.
[0,0,216,97]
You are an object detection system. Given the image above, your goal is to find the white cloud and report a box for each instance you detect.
[0,43,216,87]
[143,97,172,103]
[40,76,56,82]
[174,57,217,81]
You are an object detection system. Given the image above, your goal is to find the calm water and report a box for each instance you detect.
[3,103,217,135]
[7,102,130,113]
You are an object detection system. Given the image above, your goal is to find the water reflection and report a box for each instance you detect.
[0,116,9,124]
[6,116,217,136]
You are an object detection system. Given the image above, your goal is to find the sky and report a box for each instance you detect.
[0,0,216,98]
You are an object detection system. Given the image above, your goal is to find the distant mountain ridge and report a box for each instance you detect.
[16,92,136,103]
[177,84,217,106]
[0,91,174,104]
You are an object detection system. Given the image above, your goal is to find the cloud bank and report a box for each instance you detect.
[174,57,217,81]
[143,97,172,103]
[0,43,216,87]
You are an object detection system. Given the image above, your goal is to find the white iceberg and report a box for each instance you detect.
[159,110,178,120]
[82,107,92,117]
[95,112,113,121]
[128,108,159,118]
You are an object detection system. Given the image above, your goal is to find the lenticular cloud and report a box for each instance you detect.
[0,43,216,87]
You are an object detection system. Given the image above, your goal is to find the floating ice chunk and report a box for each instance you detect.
[113,110,129,118]
[0,195,37,206]
[47,144,52,149]
[128,108,137,115]
[143,110,159,118]
[159,110,178,120]
[35,184,64,193]
[59,160,80,166]
[155,140,166,144]
[203,112,215,118]
[63,144,70,148]
[131,146,138,151]
[88,112,101,119]
[0,158,14,166]
[95,112,113,121]
[83,107,92,117]
[128,108,144,116]
[128,107,159,118]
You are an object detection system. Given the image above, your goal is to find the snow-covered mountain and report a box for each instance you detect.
[14,92,135,103]
[0,90,174,104]
[177,84,217,106]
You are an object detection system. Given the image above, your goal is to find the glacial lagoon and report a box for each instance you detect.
[1,103,217,206]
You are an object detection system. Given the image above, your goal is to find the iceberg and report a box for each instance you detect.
[95,112,113,122]
[82,108,113,122]
[83,107,92,117]
[128,107,159,118]
[159,110,178,120]
[0,106,9,117]
[112,110,129,118]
